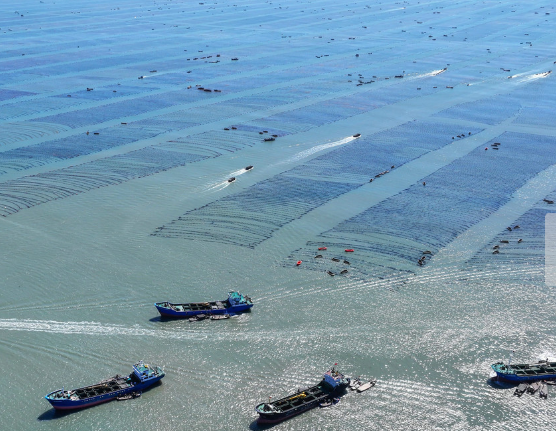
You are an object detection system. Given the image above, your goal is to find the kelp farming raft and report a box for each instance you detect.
[155,291,253,318]
[255,367,350,424]
[44,361,165,410]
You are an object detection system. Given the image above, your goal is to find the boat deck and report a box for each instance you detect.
[269,385,328,413]
[511,363,556,377]
[72,375,132,400]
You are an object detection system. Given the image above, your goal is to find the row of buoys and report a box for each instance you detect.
[195,85,221,93]
[370,166,395,182]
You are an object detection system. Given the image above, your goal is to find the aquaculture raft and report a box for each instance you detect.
[44,361,164,410]
[155,291,253,318]
[255,367,350,424]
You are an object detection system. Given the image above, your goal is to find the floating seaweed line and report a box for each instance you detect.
[0,148,208,217]
[288,132,556,279]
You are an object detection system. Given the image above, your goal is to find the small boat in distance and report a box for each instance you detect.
[318,247,327,250]
[45,361,164,410]
[228,177,236,183]
[491,359,556,382]
[245,165,253,170]
[353,133,361,138]
[155,291,253,318]
[255,366,350,424]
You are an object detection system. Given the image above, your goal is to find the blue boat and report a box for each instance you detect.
[154,291,253,318]
[491,360,556,383]
[45,361,164,410]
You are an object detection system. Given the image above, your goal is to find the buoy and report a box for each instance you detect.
[345,249,354,252]
[318,247,327,250]
[296,261,302,266]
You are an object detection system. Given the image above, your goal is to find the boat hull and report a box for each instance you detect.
[46,375,163,410]
[256,399,320,424]
[155,303,252,318]
[493,372,556,383]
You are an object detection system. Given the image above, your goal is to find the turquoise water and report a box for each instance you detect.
[1,0,556,429]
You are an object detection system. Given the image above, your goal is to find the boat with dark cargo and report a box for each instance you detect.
[491,359,556,382]
[45,361,164,410]
[155,291,253,318]
[255,366,350,424]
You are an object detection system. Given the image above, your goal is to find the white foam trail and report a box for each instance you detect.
[277,136,356,165]
[515,70,552,83]
[414,68,447,79]
[205,168,250,191]
[0,318,205,339]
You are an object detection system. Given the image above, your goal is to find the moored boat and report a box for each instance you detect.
[356,379,376,392]
[255,366,350,424]
[155,291,253,318]
[491,360,556,383]
[45,361,164,410]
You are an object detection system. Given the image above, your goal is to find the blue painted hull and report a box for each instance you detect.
[155,303,252,318]
[45,375,164,410]
[493,371,556,383]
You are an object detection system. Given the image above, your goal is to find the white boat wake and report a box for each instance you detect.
[206,167,251,191]
[277,135,357,166]
[0,318,203,339]
[509,70,552,83]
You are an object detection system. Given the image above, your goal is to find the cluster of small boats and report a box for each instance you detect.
[513,381,549,398]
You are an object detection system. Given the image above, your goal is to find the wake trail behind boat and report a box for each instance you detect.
[276,136,356,166]
[206,168,249,191]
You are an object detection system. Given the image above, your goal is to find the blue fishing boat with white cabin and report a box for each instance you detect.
[154,291,253,318]
[44,361,164,410]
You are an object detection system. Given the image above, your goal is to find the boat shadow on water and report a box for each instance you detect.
[37,380,163,420]
[248,419,281,430]
[486,376,517,390]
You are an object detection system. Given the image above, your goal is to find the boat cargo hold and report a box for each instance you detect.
[491,360,556,383]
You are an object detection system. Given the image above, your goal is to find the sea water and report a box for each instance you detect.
[1,0,556,429]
